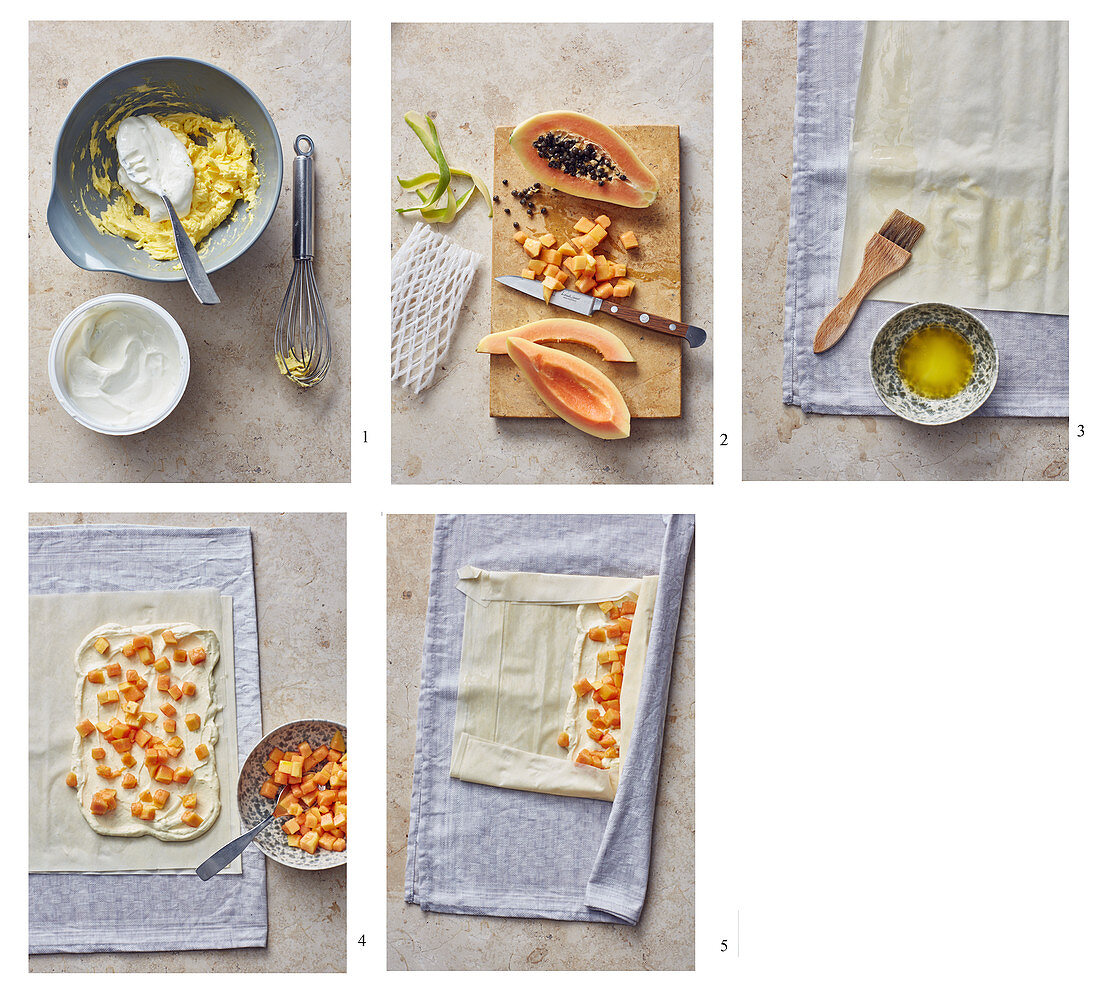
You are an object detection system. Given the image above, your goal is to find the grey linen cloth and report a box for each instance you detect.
[783,20,1069,416]
[29,525,266,954]
[405,514,694,925]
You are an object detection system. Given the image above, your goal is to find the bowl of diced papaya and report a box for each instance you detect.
[237,719,347,870]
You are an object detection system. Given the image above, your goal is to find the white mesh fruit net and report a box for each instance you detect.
[391,222,481,394]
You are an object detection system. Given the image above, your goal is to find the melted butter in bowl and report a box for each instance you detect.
[869,303,998,425]
[895,324,975,399]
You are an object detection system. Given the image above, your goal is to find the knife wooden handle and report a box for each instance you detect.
[601,302,707,347]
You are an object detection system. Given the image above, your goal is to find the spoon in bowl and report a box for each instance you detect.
[195,784,288,880]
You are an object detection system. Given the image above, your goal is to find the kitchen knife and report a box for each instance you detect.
[495,275,707,348]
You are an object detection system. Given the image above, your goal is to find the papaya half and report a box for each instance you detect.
[477,319,635,362]
[509,111,659,209]
[505,337,630,440]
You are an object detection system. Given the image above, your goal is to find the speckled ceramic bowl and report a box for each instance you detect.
[869,302,998,425]
[237,719,347,871]
[47,56,282,281]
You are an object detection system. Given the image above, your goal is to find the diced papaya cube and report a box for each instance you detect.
[621,600,637,615]
[595,214,612,229]
[185,713,201,731]
[160,702,176,717]
[182,811,203,828]
[575,749,596,767]
[521,267,538,280]
[328,729,346,751]
[611,262,628,278]
[594,257,613,282]
[195,744,210,761]
[169,685,183,701]
[156,674,170,692]
[573,678,594,697]
[573,217,595,234]
[598,601,614,613]
[575,276,596,294]
[121,641,136,658]
[121,772,137,789]
[152,657,169,674]
[620,231,639,250]
[133,728,152,748]
[133,635,153,650]
[283,817,301,835]
[598,733,617,748]
[94,636,110,655]
[528,259,547,276]
[173,767,193,784]
[587,726,604,742]
[558,242,577,257]
[260,780,279,799]
[606,624,621,638]
[95,721,111,735]
[333,838,346,852]
[540,248,563,267]
[318,832,338,852]
[609,605,620,619]
[163,719,176,733]
[154,766,174,784]
[298,742,313,758]
[76,718,95,738]
[134,676,149,690]
[111,739,133,754]
[287,834,301,848]
[586,224,607,245]
[597,649,615,664]
[91,747,106,760]
[86,669,105,685]
[121,752,136,767]
[181,681,196,697]
[597,684,617,702]
[138,648,155,666]
[161,630,178,645]
[131,801,143,817]
[105,662,122,678]
[172,649,187,663]
[586,709,600,723]
[119,684,141,702]
[182,793,197,808]
[140,804,156,821]
[538,232,555,248]
[588,627,606,642]
[141,711,158,723]
[299,831,320,854]
[513,228,529,243]
[65,771,78,788]
[523,237,542,257]
[188,647,206,665]
[90,793,111,813]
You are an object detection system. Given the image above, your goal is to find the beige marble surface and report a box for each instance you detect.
[391,23,713,484]
[742,21,1069,481]
[386,515,695,970]
[29,512,347,973]
[29,22,351,483]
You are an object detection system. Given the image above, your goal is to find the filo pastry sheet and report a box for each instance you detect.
[405,513,694,925]
[838,21,1068,315]
[450,566,658,801]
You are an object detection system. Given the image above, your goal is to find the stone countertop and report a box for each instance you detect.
[742,21,1068,481]
[28,512,347,973]
[29,22,350,483]
[386,515,695,971]
[391,23,713,484]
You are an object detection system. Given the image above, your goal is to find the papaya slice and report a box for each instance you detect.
[476,318,634,362]
[505,337,630,440]
[509,111,659,209]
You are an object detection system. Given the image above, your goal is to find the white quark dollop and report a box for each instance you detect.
[61,302,182,430]
[115,114,195,222]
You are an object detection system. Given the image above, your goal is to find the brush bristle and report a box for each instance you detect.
[878,210,925,251]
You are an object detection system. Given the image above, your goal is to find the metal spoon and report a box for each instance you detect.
[195,784,287,880]
[160,194,220,305]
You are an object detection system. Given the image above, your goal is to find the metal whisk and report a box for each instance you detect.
[274,135,330,386]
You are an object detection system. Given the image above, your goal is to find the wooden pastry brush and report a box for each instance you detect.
[813,209,925,353]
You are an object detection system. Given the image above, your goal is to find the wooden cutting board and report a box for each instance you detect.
[489,124,682,418]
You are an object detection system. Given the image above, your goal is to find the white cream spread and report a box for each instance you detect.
[115,114,195,222]
[72,623,221,841]
[60,302,182,430]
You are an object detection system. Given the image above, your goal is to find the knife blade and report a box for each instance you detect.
[495,275,706,348]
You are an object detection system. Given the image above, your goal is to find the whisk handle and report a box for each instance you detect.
[293,134,315,260]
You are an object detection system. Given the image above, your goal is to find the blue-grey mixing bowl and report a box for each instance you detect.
[47,56,282,281]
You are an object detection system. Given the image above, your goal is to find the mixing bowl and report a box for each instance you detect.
[47,56,282,281]
[869,302,999,425]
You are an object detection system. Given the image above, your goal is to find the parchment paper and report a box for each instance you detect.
[838,21,1068,315]
[30,589,242,873]
[449,567,657,801]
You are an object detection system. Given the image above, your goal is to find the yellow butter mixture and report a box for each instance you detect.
[92,112,259,261]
